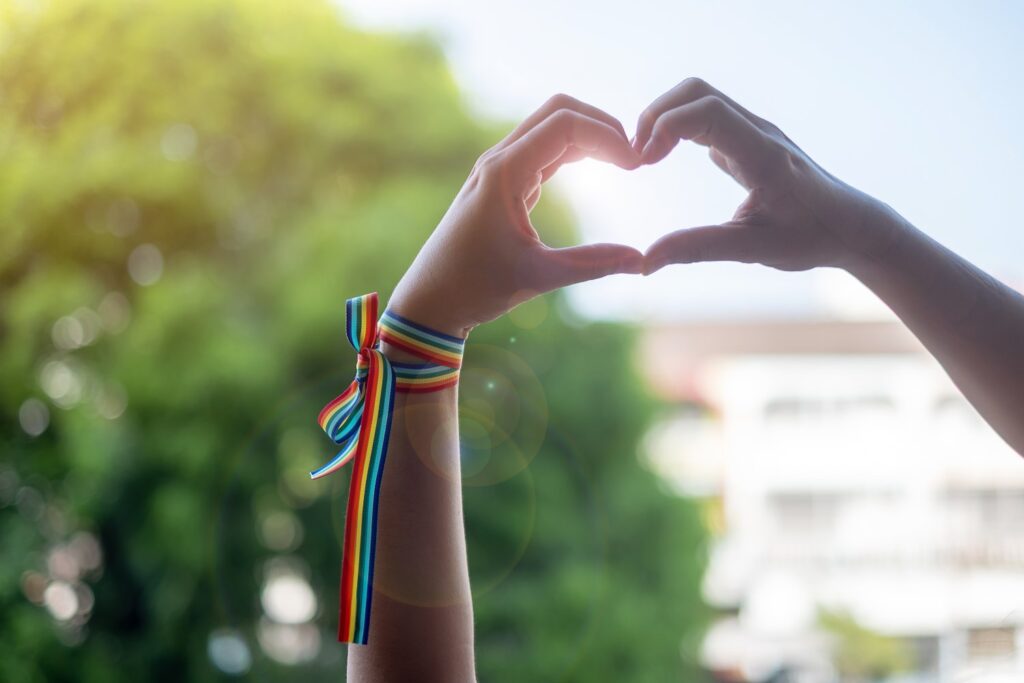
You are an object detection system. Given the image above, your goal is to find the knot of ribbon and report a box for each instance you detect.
[313,292,464,644]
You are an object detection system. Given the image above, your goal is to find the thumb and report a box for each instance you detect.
[536,242,644,290]
[643,224,761,275]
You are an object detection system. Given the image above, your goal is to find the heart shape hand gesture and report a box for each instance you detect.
[354,77,1024,675]
[388,79,904,338]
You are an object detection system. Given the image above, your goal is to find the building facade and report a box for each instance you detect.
[639,320,1024,683]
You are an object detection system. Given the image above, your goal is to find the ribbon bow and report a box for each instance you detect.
[314,292,464,644]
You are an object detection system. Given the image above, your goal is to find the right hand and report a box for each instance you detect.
[634,78,907,275]
[388,95,643,338]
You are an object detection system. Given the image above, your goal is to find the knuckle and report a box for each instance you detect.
[760,118,785,138]
[549,108,579,137]
[651,110,681,141]
[475,150,505,178]
[546,92,574,111]
[764,137,790,165]
[680,76,711,97]
[472,149,496,171]
[550,107,576,125]
[781,145,803,168]
[777,145,810,181]
[699,95,729,116]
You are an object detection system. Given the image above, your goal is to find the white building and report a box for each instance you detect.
[639,319,1024,683]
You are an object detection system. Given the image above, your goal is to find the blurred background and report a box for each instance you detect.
[0,1,1021,682]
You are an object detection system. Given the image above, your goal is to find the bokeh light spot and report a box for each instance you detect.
[261,560,317,624]
[19,398,50,436]
[258,510,304,552]
[161,122,198,161]
[21,571,47,604]
[457,345,548,486]
[207,628,252,676]
[73,307,102,345]
[98,292,131,333]
[257,618,320,665]
[51,315,84,350]
[128,244,164,286]
[43,581,78,621]
[47,545,80,582]
[40,360,82,408]
[68,531,103,573]
[96,382,128,420]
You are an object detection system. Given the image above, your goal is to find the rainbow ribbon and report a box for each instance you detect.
[314,292,464,644]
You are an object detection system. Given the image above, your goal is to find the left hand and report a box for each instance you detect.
[633,78,904,275]
[388,95,644,338]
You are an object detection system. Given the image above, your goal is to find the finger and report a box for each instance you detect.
[528,145,592,207]
[709,147,731,174]
[634,77,768,153]
[503,110,639,185]
[534,242,644,290]
[539,146,588,183]
[494,94,628,155]
[640,96,779,184]
[643,224,765,274]
[709,147,749,189]
[525,186,541,211]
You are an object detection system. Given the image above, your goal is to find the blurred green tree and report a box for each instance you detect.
[819,611,914,681]
[0,0,706,681]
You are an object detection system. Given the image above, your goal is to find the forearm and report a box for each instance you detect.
[338,95,641,679]
[846,211,1024,453]
[347,345,476,681]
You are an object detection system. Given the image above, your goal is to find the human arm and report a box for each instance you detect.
[347,95,643,681]
[634,77,1024,454]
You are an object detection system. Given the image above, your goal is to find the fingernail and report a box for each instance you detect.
[639,138,655,163]
[621,154,641,170]
[642,258,664,276]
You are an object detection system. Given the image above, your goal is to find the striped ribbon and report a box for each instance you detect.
[313,292,464,644]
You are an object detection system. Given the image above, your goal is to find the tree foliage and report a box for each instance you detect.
[819,611,913,681]
[0,1,706,680]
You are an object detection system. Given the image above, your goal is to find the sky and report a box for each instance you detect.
[338,0,1024,322]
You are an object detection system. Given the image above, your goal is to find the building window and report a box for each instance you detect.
[770,492,841,536]
[966,627,1017,662]
[945,489,1024,533]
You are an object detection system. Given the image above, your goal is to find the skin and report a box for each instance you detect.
[349,95,643,682]
[634,77,1024,455]
[347,80,1024,681]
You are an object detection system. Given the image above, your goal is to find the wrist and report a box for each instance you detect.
[379,341,430,364]
[838,199,913,281]
[378,298,469,374]
[386,293,472,340]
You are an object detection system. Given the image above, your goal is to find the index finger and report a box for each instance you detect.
[634,77,769,153]
[640,96,780,186]
[502,109,639,184]
[494,93,629,154]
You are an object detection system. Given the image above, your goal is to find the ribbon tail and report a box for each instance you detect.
[309,439,358,480]
[337,349,396,644]
[312,379,366,479]
[318,381,364,441]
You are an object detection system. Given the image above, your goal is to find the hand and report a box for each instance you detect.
[634,78,906,274]
[388,95,643,338]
